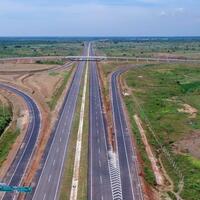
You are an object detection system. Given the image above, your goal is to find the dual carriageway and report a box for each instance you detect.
[1,43,146,200]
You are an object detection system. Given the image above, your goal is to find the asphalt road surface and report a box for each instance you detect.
[32,45,88,200]
[88,45,113,200]
[0,84,41,200]
[111,69,143,200]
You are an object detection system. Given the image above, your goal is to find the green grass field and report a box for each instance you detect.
[96,40,200,59]
[122,63,200,200]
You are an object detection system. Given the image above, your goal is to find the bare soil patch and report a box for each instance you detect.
[173,131,200,159]
[23,73,63,101]
[178,103,198,118]
[134,115,165,186]
[0,63,54,72]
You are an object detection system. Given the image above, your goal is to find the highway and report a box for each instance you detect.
[0,84,41,200]
[111,68,143,200]
[88,45,113,200]
[31,45,88,200]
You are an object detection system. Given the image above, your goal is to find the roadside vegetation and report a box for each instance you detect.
[122,63,200,200]
[0,105,20,167]
[95,38,200,59]
[47,68,74,111]
[0,129,20,167]
[0,38,83,58]
[0,106,11,135]
[36,60,65,65]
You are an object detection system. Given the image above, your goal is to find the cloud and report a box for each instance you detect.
[159,10,167,16]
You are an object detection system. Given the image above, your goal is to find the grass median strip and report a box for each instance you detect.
[70,58,88,200]
[59,65,87,200]
[77,70,89,200]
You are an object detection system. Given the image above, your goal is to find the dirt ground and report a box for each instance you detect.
[173,103,200,159]
[173,131,200,159]
[0,63,54,72]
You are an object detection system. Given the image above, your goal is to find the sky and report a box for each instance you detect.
[0,0,200,36]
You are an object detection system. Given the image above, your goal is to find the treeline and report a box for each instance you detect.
[0,106,11,136]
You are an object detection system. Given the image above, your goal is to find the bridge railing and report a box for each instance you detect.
[65,56,200,63]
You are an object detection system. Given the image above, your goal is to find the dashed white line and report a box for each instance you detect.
[99,160,102,168]
[43,193,46,200]
[53,159,56,166]
[100,175,103,184]
[48,175,52,183]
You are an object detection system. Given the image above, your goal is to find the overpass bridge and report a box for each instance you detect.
[65,56,200,63]
[65,56,107,61]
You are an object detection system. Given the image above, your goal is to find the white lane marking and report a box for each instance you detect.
[100,175,103,184]
[56,147,59,153]
[99,160,102,168]
[1,84,42,200]
[114,81,135,199]
[53,62,84,200]
[101,196,104,200]
[93,59,114,199]
[33,60,82,200]
[60,137,62,142]
[43,193,46,200]
[97,138,100,144]
[99,148,101,154]
[48,175,52,183]
[109,75,123,200]
[53,159,56,166]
